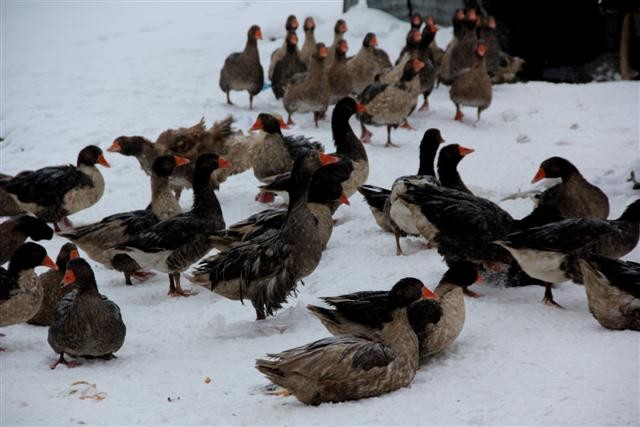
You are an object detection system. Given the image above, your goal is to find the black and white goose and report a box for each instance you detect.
[114,153,228,296]
[495,199,640,307]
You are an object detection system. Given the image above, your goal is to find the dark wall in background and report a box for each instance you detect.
[344,0,639,82]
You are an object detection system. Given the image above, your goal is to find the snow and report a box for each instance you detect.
[1,1,639,426]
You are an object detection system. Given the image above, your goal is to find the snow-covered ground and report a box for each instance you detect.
[1,2,639,426]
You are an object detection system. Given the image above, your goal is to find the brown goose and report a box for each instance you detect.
[0,145,110,231]
[58,155,188,286]
[219,25,263,109]
[191,151,338,320]
[449,8,479,79]
[348,33,387,94]
[109,116,246,197]
[114,154,228,297]
[579,255,640,331]
[0,215,53,265]
[424,15,445,69]
[283,43,330,127]
[28,243,79,326]
[449,42,492,122]
[0,243,57,332]
[256,278,432,405]
[299,17,317,67]
[48,258,126,369]
[437,9,466,85]
[417,22,439,111]
[532,157,610,220]
[268,15,299,81]
[327,40,353,105]
[358,58,425,147]
[495,199,640,307]
[410,13,423,30]
[326,19,348,68]
[478,16,501,76]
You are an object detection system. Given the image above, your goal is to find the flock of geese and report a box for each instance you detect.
[1,8,638,406]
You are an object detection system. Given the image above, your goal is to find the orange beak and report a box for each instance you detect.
[218,157,231,169]
[476,272,484,284]
[174,156,190,166]
[421,286,439,300]
[340,23,348,33]
[458,146,475,156]
[107,141,121,152]
[319,152,339,166]
[413,32,422,42]
[97,154,111,168]
[412,59,425,73]
[250,118,263,131]
[290,35,298,44]
[42,255,58,270]
[69,249,80,260]
[278,118,289,129]
[477,44,487,57]
[339,192,350,205]
[255,29,263,40]
[370,36,378,47]
[319,46,328,58]
[531,167,545,183]
[62,269,76,286]
[356,103,367,113]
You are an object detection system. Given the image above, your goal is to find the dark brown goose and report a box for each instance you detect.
[256,278,432,405]
[219,25,264,109]
[348,33,387,94]
[268,15,299,81]
[437,9,467,85]
[449,8,479,79]
[0,243,57,331]
[532,156,610,220]
[28,243,79,326]
[0,145,110,231]
[48,258,126,369]
[271,31,307,100]
[0,215,53,265]
[478,16,501,76]
[299,17,317,67]
[326,19,348,68]
[191,151,338,320]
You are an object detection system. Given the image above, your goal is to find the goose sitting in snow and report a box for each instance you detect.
[256,278,438,405]
[579,255,640,331]
[48,258,126,369]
